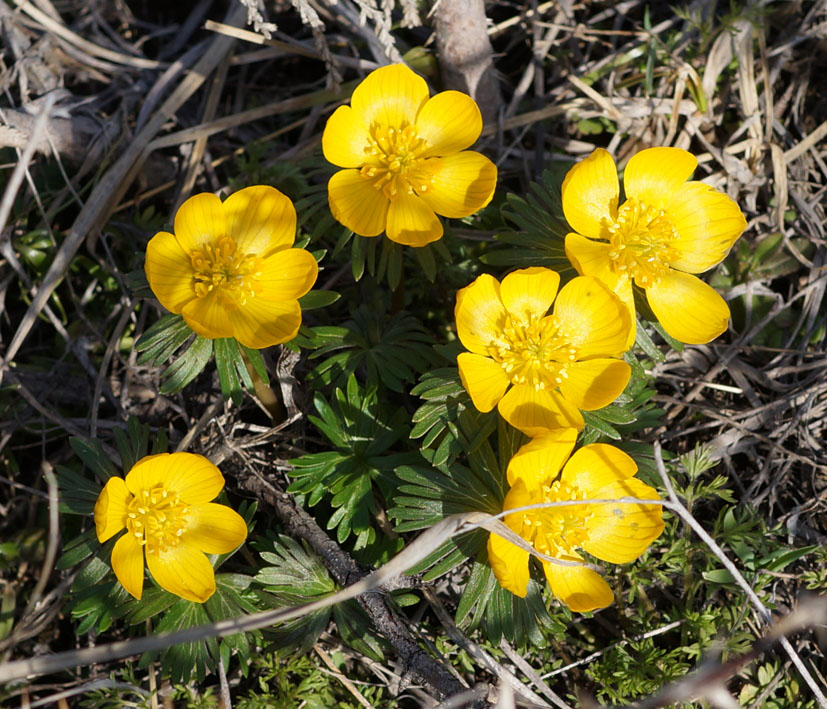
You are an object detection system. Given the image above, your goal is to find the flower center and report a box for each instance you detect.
[488,314,579,390]
[189,236,262,306]
[125,483,190,556]
[359,123,437,201]
[509,479,590,557]
[508,480,590,557]
[607,199,678,287]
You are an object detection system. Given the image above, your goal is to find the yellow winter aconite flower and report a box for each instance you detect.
[94,453,248,603]
[488,428,664,612]
[455,267,632,437]
[322,63,498,247]
[562,147,747,345]
[145,186,318,349]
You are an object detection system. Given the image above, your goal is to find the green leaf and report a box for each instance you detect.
[384,239,403,290]
[634,320,665,362]
[351,232,366,281]
[255,534,336,602]
[56,528,100,569]
[758,545,819,573]
[333,602,386,662]
[113,417,152,474]
[307,306,439,393]
[487,170,575,273]
[299,290,341,310]
[254,534,334,653]
[581,410,622,440]
[702,569,736,584]
[127,587,179,624]
[214,337,245,405]
[135,314,194,367]
[55,464,101,515]
[141,599,214,684]
[67,572,133,635]
[159,336,213,395]
[456,559,497,626]
[650,320,684,352]
[240,345,269,386]
[69,438,118,481]
[413,243,437,281]
[289,376,415,548]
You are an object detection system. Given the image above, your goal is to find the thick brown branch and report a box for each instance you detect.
[238,472,481,705]
[433,0,502,123]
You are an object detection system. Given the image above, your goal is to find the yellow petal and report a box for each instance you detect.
[350,63,430,132]
[257,248,318,302]
[223,186,297,256]
[386,190,442,246]
[457,352,510,412]
[581,479,664,564]
[560,443,638,492]
[145,231,196,314]
[647,270,730,344]
[111,532,145,600]
[563,234,624,294]
[623,147,697,210]
[487,529,530,598]
[94,477,131,542]
[126,453,225,504]
[184,503,248,554]
[417,152,497,218]
[561,149,619,239]
[322,105,371,168]
[543,554,614,612]
[123,453,163,493]
[173,192,225,253]
[146,543,216,603]
[559,359,630,410]
[328,169,390,237]
[501,476,535,525]
[564,239,637,349]
[552,276,631,358]
[665,182,747,273]
[498,383,584,437]
[454,274,507,355]
[505,428,578,487]
[415,91,482,157]
[232,298,302,349]
[181,291,234,340]
[499,267,560,323]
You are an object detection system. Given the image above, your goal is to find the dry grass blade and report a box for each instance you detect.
[11,0,164,70]
[0,3,248,378]
[653,443,827,708]
[0,513,482,683]
[0,93,56,238]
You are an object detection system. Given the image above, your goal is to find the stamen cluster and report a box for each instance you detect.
[190,236,262,305]
[513,479,590,557]
[125,484,189,556]
[606,199,678,287]
[360,124,435,200]
[488,314,577,391]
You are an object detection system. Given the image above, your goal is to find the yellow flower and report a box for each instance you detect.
[145,186,318,349]
[562,147,747,345]
[455,267,632,437]
[322,63,498,247]
[94,453,248,603]
[487,428,664,612]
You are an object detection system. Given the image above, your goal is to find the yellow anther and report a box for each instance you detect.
[189,236,262,304]
[125,482,190,556]
[607,198,678,286]
[359,122,434,201]
[489,313,579,392]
